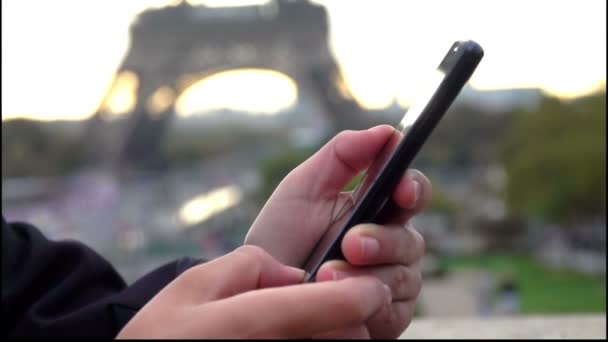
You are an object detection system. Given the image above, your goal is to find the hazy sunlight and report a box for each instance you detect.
[178,185,244,228]
[1,0,605,121]
[175,69,298,116]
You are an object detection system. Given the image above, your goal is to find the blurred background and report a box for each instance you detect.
[2,0,606,319]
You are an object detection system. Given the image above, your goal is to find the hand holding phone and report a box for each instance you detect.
[302,40,484,282]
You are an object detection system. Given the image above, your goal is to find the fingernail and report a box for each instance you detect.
[383,284,392,307]
[408,180,420,209]
[360,236,380,258]
[286,266,308,281]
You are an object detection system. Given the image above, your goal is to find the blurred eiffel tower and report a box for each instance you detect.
[82,0,374,173]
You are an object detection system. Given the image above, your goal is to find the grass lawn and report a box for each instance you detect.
[439,254,606,314]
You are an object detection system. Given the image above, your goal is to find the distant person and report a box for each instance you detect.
[3,125,431,339]
[495,273,520,315]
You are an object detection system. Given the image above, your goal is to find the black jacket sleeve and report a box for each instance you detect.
[2,215,203,339]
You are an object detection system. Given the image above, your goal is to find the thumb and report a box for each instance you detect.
[183,245,306,302]
[205,276,391,339]
[282,125,397,200]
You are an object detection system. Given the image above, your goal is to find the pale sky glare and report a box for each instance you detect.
[1,0,606,121]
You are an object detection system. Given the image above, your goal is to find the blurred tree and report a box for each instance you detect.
[416,103,513,169]
[2,119,84,179]
[258,146,316,203]
[427,185,458,216]
[502,91,606,224]
[162,122,291,168]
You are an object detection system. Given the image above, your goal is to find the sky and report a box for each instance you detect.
[1,0,606,121]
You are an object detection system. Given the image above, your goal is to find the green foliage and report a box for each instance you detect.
[502,91,606,224]
[417,104,513,168]
[441,254,606,313]
[343,171,365,192]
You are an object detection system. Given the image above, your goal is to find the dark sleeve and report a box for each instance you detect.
[2,215,204,339]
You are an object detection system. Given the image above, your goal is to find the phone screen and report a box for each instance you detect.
[302,41,483,281]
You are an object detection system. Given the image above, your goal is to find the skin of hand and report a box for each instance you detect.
[245,125,431,339]
[116,245,392,339]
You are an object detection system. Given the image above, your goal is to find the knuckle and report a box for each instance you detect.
[415,230,426,257]
[397,227,416,262]
[393,301,415,331]
[387,228,406,261]
[390,265,422,300]
[236,244,270,260]
[370,301,413,339]
[392,266,410,299]
[234,245,273,272]
[335,129,356,141]
[411,270,423,297]
[406,225,426,260]
[177,264,204,289]
[339,279,377,319]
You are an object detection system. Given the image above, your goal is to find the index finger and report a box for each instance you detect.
[285,125,396,200]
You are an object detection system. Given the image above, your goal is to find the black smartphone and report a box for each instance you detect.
[302,40,484,282]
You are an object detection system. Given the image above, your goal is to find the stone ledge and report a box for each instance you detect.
[399,314,606,339]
